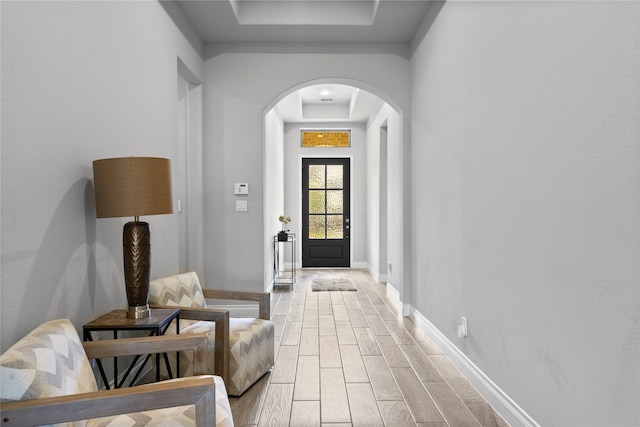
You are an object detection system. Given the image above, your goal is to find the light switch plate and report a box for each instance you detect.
[236,200,248,212]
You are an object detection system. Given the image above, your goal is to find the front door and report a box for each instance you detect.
[302,158,350,267]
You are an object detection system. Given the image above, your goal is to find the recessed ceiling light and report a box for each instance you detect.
[320,90,330,97]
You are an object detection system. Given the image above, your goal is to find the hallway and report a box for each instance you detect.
[229,269,508,426]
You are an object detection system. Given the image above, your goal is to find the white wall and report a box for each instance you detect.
[283,122,367,268]
[366,119,382,279]
[264,109,285,285]
[411,2,639,425]
[0,1,203,350]
[202,44,411,291]
[366,104,401,287]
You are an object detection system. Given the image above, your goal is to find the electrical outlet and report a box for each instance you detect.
[458,316,468,338]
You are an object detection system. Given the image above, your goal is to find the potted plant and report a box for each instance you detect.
[278,215,292,241]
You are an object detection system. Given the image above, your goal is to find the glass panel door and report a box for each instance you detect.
[302,158,350,267]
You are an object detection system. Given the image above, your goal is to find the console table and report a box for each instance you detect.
[273,233,296,288]
[83,308,180,389]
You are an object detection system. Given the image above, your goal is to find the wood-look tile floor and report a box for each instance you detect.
[230,269,509,427]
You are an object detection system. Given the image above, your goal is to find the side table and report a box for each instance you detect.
[83,308,180,389]
[273,233,296,288]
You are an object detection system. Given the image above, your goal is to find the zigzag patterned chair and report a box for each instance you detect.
[149,271,274,396]
[0,318,234,426]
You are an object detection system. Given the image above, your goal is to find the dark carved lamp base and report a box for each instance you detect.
[123,221,151,319]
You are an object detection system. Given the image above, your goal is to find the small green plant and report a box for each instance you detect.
[278,215,292,231]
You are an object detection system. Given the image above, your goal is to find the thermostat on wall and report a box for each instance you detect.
[234,183,249,195]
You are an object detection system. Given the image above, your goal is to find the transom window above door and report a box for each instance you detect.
[301,130,350,147]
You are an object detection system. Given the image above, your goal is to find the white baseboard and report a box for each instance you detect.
[409,307,539,427]
[386,282,400,305]
[401,302,411,317]
[387,282,412,316]
[367,264,379,282]
[352,261,368,269]
[385,283,410,317]
[366,263,389,284]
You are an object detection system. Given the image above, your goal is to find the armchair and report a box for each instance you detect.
[0,319,233,426]
[149,272,274,396]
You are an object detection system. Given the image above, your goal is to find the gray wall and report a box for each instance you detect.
[0,1,203,350]
[410,2,640,425]
[201,44,412,291]
[366,104,401,290]
[264,109,285,285]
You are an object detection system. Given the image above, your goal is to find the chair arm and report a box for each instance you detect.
[150,304,230,386]
[0,375,215,426]
[201,289,271,320]
[83,333,210,375]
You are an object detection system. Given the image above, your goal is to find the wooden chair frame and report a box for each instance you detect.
[150,287,271,389]
[0,333,216,426]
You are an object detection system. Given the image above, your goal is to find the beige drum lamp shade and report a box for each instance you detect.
[93,157,173,219]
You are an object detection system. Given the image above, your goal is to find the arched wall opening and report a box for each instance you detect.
[262,78,407,307]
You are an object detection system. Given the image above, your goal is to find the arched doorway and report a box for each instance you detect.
[263,78,407,310]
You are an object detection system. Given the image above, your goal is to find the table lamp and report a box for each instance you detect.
[93,157,173,319]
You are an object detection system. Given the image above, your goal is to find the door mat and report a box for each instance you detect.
[311,278,357,292]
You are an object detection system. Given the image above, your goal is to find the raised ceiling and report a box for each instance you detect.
[274,83,385,123]
[175,0,433,44]
[174,0,434,122]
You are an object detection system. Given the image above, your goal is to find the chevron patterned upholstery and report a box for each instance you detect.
[0,319,234,427]
[149,271,206,309]
[149,272,275,396]
[148,271,205,334]
[227,317,274,395]
[0,319,98,427]
[88,375,233,427]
